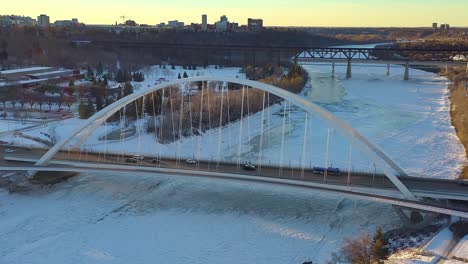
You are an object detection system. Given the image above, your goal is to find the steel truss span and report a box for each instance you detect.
[33,76,416,199]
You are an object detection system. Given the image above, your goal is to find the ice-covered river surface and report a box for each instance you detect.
[1,48,466,263]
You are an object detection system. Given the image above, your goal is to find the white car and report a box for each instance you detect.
[185,159,197,165]
[133,155,144,161]
[4,149,15,153]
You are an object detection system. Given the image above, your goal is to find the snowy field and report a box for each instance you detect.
[1,45,466,263]
[0,172,401,264]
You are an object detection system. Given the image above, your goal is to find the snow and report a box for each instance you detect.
[422,227,453,258]
[452,235,468,261]
[0,172,401,264]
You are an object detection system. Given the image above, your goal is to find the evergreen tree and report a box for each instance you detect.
[87,66,94,78]
[162,64,166,69]
[116,69,124,83]
[96,61,104,76]
[96,95,104,111]
[171,65,175,70]
[178,73,181,79]
[103,75,108,86]
[68,79,75,87]
[183,72,188,78]
[123,82,134,96]
[372,227,389,261]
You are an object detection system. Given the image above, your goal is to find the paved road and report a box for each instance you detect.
[1,146,467,201]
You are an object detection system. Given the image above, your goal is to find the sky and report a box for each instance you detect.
[3,0,468,27]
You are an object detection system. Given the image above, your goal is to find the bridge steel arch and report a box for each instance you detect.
[33,76,416,199]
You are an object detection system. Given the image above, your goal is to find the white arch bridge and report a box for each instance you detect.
[8,76,467,217]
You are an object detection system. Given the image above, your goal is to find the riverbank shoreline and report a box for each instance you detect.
[446,68,468,179]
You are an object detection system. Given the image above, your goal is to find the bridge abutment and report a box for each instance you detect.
[346,59,352,79]
[404,62,410,81]
[393,205,441,229]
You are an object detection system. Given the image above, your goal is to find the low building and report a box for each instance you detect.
[0,66,82,89]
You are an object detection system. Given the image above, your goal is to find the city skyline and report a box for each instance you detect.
[2,0,468,27]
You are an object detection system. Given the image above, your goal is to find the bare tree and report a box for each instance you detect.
[341,233,375,264]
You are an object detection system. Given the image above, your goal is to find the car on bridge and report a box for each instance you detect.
[243,162,256,171]
[185,159,197,165]
[4,149,15,153]
[126,157,138,163]
[312,167,341,176]
[133,155,144,161]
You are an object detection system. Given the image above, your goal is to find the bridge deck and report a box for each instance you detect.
[1,146,468,218]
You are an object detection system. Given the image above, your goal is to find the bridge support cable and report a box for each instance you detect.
[347,137,354,185]
[324,128,331,182]
[159,89,165,166]
[237,86,245,168]
[151,92,158,162]
[257,92,266,174]
[279,101,287,177]
[178,85,185,165]
[246,87,252,157]
[197,84,204,169]
[207,82,213,150]
[267,93,271,152]
[216,81,225,170]
[226,83,232,152]
[309,114,313,169]
[169,87,176,152]
[301,112,309,180]
[188,87,194,149]
[33,76,415,199]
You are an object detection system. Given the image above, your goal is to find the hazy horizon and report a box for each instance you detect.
[3,0,468,27]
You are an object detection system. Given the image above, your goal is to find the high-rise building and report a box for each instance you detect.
[432,22,438,30]
[220,15,228,22]
[202,14,207,31]
[37,14,50,27]
[248,18,263,32]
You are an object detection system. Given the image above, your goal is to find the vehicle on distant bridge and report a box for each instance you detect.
[312,167,341,176]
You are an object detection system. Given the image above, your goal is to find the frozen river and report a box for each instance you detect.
[1,45,466,263]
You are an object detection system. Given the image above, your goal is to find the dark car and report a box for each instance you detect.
[242,163,256,171]
[126,157,138,163]
[151,159,160,164]
[312,167,341,175]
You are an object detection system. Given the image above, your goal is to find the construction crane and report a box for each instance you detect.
[120,15,130,24]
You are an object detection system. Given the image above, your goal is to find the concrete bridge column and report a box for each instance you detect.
[346,59,352,79]
[393,205,440,230]
[387,64,390,76]
[332,62,335,76]
[404,62,409,81]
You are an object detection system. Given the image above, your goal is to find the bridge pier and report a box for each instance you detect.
[387,64,390,76]
[332,62,335,76]
[393,205,441,230]
[346,59,352,79]
[404,62,410,81]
